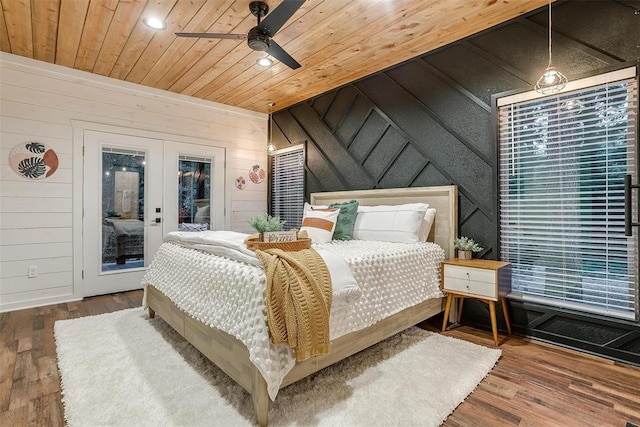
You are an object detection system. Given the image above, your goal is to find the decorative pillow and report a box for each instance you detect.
[353,203,429,243]
[303,202,328,215]
[300,205,339,244]
[328,200,359,240]
[418,208,437,242]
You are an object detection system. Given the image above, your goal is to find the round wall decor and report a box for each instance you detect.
[248,164,266,184]
[9,142,59,179]
[235,175,246,190]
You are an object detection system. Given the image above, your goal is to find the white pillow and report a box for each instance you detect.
[300,205,339,244]
[303,202,328,215]
[418,208,437,241]
[353,203,429,243]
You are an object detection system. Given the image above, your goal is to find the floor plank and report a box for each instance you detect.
[0,290,638,426]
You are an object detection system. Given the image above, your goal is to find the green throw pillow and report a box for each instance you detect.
[328,200,359,240]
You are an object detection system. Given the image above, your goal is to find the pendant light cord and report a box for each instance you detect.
[547,1,553,68]
[269,103,273,144]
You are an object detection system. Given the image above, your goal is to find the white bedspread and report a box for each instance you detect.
[161,231,361,307]
[141,235,444,400]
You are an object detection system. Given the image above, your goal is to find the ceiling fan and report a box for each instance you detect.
[175,0,305,69]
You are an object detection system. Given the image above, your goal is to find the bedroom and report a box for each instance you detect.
[1,0,639,425]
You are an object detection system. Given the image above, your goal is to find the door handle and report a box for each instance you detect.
[624,174,640,236]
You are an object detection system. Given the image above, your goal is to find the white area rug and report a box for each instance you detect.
[55,308,501,426]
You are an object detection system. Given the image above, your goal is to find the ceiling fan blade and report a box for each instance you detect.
[257,0,305,37]
[266,40,301,69]
[175,32,247,40]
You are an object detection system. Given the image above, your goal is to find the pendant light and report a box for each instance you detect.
[534,0,568,94]
[266,102,277,155]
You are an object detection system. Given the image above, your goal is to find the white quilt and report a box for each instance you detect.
[141,234,444,400]
[161,231,362,307]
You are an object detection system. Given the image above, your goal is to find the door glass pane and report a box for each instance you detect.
[178,156,212,231]
[102,148,146,271]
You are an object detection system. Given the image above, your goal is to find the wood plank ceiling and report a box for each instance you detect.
[0,0,551,113]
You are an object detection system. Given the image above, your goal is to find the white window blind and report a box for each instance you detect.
[270,146,304,229]
[498,68,639,320]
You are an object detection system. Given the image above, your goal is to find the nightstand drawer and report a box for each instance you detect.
[443,276,496,298]
[444,265,496,284]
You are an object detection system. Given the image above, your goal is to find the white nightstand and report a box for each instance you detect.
[441,259,512,346]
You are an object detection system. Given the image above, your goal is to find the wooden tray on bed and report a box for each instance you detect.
[245,236,311,252]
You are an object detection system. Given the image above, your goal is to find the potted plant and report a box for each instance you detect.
[453,236,483,260]
[248,213,285,240]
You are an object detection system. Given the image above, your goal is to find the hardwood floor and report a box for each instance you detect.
[0,291,142,426]
[1,290,639,426]
[427,323,640,427]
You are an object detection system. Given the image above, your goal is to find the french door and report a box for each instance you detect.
[83,131,226,297]
[163,141,226,233]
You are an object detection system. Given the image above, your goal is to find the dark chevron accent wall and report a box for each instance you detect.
[271,0,640,365]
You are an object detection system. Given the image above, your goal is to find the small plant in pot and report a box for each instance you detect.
[248,213,285,240]
[453,236,483,260]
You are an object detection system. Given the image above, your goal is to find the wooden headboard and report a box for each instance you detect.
[310,185,458,259]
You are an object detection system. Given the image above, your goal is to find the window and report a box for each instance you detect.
[177,155,212,231]
[498,67,638,320]
[270,145,305,230]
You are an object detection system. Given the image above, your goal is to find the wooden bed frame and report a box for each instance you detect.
[146,185,458,426]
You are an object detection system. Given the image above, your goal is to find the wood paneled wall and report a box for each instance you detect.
[271,1,640,365]
[0,53,268,312]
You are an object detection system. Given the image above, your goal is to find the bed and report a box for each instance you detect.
[143,185,458,426]
[102,218,144,264]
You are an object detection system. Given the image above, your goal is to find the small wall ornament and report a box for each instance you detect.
[9,142,59,179]
[235,176,246,190]
[248,164,266,184]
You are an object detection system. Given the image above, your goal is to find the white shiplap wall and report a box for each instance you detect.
[0,53,268,312]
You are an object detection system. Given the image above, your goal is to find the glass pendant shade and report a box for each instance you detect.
[535,65,568,94]
[266,102,276,155]
[535,1,568,94]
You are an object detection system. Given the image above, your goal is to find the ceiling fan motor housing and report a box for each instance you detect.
[247,27,270,51]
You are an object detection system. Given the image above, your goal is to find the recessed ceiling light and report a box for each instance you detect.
[256,57,273,67]
[143,16,166,30]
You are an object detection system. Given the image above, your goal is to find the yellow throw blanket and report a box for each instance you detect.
[254,248,332,361]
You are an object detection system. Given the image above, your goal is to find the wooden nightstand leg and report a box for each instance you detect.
[457,297,465,323]
[442,294,454,332]
[488,300,499,346]
[501,297,512,335]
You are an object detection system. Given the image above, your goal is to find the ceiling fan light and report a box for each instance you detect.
[143,16,166,30]
[256,57,273,67]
